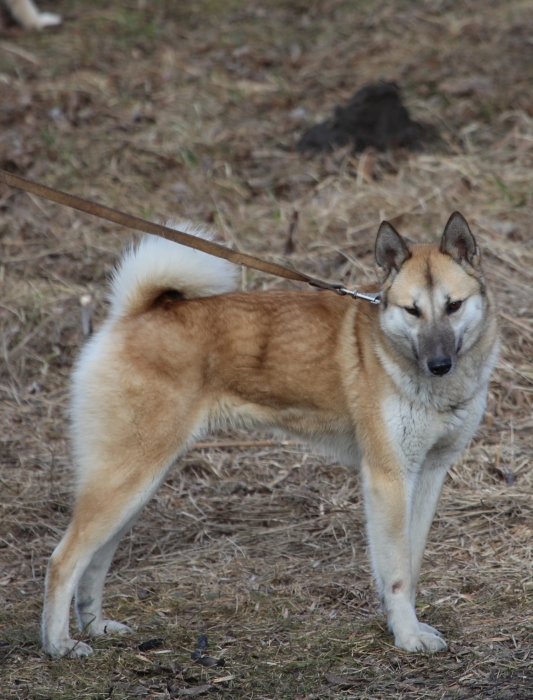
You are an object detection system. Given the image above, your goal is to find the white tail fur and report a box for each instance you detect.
[109,222,238,319]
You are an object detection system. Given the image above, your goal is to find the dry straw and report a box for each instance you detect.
[1,0,533,697]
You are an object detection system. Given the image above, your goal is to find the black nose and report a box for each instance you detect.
[427,357,452,376]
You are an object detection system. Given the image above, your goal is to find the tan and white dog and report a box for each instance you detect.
[42,212,499,657]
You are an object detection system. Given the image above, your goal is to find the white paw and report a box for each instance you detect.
[85,619,133,637]
[37,12,62,28]
[44,639,94,658]
[395,630,447,653]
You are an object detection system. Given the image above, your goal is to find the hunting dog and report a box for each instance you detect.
[42,212,499,657]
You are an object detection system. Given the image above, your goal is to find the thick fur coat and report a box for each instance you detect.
[42,214,499,657]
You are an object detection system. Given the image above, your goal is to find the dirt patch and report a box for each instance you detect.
[297,81,437,153]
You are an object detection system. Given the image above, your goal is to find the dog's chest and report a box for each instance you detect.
[381,392,479,466]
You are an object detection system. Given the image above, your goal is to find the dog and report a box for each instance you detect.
[3,0,60,29]
[41,212,499,657]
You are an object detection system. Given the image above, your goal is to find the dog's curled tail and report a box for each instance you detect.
[109,221,239,319]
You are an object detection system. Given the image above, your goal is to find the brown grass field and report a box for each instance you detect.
[1,1,533,697]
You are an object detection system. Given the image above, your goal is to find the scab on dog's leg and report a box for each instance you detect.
[361,460,447,653]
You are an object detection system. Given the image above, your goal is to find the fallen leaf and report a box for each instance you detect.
[325,672,356,686]
[196,655,225,668]
[138,638,165,652]
[178,684,212,696]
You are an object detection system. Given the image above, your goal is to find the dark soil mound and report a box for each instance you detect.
[297,81,436,153]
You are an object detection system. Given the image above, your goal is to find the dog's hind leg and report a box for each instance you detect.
[75,511,140,638]
[42,453,176,658]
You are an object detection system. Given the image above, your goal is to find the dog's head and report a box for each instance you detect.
[375,212,487,378]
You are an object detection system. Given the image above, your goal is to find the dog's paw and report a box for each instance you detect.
[395,629,447,653]
[418,622,444,638]
[44,639,94,658]
[34,12,62,28]
[86,620,133,637]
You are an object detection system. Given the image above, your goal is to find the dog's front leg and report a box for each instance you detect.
[361,462,447,652]
[409,453,458,604]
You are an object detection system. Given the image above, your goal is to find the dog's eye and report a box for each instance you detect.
[404,306,420,317]
[447,300,462,313]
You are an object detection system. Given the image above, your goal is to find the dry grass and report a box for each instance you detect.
[1,0,533,698]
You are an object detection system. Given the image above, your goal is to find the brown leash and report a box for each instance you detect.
[0,169,380,304]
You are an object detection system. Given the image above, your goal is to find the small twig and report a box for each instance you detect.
[0,41,40,65]
[499,311,533,338]
[80,294,93,338]
[283,209,299,255]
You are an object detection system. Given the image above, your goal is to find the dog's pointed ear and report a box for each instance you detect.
[440,212,479,267]
[375,221,411,282]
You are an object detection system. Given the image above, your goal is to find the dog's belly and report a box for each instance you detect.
[206,393,360,466]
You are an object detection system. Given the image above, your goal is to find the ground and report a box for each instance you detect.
[1,1,533,698]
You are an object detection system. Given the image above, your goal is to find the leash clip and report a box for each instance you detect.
[336,286,381,304]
